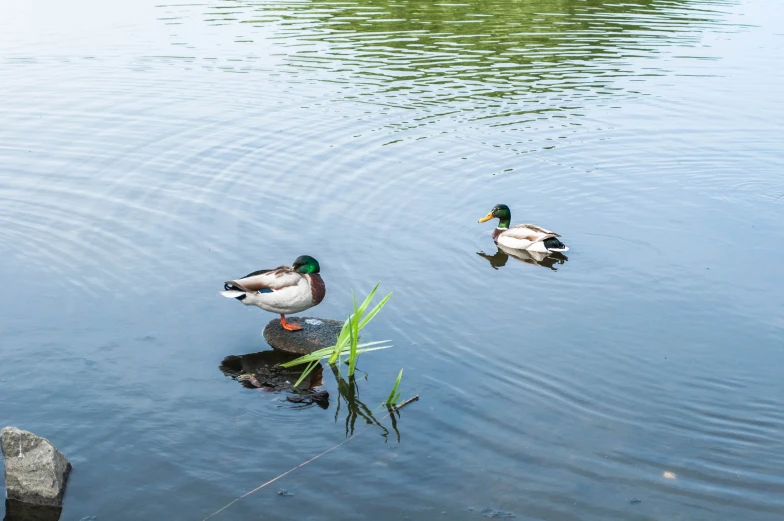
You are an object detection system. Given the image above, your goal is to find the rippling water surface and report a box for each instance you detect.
[1,0,783,519]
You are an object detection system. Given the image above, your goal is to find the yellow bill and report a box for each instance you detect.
[478,212,494,223]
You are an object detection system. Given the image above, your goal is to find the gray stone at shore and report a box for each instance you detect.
[1,427,72,507]
[263,316,344,355]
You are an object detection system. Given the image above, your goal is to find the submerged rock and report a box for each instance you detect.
[263,316,344,355]
[4,498,62,521]
[1,427,72,508]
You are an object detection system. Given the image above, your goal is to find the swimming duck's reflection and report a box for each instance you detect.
[477,244,568,271]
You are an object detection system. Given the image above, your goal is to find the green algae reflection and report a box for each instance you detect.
[196,0,731,106]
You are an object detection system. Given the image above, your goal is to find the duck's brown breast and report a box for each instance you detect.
[307,274,326,305]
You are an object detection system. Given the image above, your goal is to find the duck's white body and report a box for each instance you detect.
[493,224,569,253]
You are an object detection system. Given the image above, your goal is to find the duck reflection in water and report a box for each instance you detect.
[218,352,403,440]
[477,243,568,271]
[219,350,328,409]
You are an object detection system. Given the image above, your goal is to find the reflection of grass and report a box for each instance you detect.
[331,366,398,440]
[280,283,392,386]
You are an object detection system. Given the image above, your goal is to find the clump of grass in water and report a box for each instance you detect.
[281,283,392,386]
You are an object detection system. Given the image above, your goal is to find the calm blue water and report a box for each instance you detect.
[1,0,783,519]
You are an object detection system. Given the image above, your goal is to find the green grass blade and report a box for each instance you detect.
[292,359,320,387]
[280,342,393,368]
[348,298,359,376]
[359,291,392,330]
[328,284,392,365]
[354,282,380,320]
[337,315,352,343]
[281,341,392,366]
[384,369,404,406]
[329,314,351,365]
[348,299,360,376]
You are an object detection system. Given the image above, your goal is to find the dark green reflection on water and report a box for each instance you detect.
[195,0,732,106]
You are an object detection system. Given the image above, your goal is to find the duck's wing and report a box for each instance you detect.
[224,266,303,292]
[502,225,558,243]
[512,224,560,237]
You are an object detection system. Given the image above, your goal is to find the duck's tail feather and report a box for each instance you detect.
[543,237,569,252]
[224,280,253,292]
[220,290,247,301]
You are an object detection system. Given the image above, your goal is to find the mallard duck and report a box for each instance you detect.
[220,255,325,331]
[478,204,568,253]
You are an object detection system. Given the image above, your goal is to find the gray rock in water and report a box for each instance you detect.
[263,316,344,355]
[1,427,72,507]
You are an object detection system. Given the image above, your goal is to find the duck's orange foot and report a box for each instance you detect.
[280,315,303,332]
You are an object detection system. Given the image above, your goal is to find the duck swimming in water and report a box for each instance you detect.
[220,255,325,331]
[478,204,568,253]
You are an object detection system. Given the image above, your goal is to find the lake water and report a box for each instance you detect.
[1,0,783,519]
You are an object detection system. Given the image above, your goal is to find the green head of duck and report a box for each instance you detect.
[478,204,511,229]
[292,255,320,274]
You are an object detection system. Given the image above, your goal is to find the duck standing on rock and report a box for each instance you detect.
[220,255,325,332]
[478,204,569,253]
